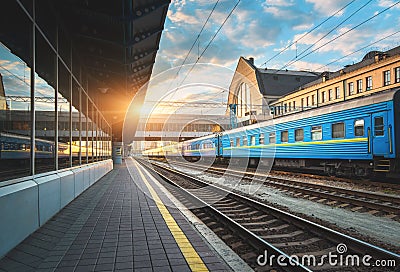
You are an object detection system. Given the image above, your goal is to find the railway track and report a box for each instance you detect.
[164,160,400,220]
[137,159,400,271]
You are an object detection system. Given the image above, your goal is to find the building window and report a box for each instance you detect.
[395,67,400,83]
[366,76,372,91]
[311,126,322,141]
[259,133,264,145]
[321,91,326,103]
[237,83,251,118]
[243,136,248,146]
[281,131,288,143]
[295,129,304,142]
[374,117,384,136]
[301,98,304,110]
[348,82,354,96]
[311,94,315,106]
[269,132,276,144]
[383,70,391,86]
[328,89,333,101]
[306,96,309,107]
[335,87,340,99]
[357,79,362,93]
[236,138,240,147]
[288,102,292,112]
[293,101,296,111]
[354,119,364,137]
[332,122,345,138]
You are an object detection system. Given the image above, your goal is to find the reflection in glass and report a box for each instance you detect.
[58,63,71,169]
[0,44,31,180]
[35,31,56,173]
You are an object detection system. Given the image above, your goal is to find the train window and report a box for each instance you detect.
[311,126,322,140]
[269,132,276,144]
[332,123,345,138]
[374,117,384,136]
[230,139,234,147]
[236,138,240,147]
[354,119,364,137]
[243,136,248,146]
[250,136,256,146]
[259,134,264,145]
[295,129,304,142]
[281,131,288,143]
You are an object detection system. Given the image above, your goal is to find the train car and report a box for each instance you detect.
[0,132,31,159]
[182,133,220,160]
[0,132,56,159]
[0,132,76,159]
[143,88,399,178]
[222,88,400,177]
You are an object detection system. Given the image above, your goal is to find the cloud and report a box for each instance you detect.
[289,60,334,71]
[171,0,187,12]
[167,10,201,25]
[264,0,295,7]
[378,0,400,8]
[305,0,351,16]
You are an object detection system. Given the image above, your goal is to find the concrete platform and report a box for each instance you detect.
[0,161,234,272]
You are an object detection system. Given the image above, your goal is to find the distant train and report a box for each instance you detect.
[143,88,400,178]
[0,132,92,160]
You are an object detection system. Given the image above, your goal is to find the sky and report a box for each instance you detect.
[138,0,400,116]
[1,1,399,116]
[153,0,400,74]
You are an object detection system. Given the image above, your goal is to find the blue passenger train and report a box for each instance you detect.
[143,88,400,178]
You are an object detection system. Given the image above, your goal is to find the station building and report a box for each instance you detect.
[227,57,320,126]
[270,46,400,116]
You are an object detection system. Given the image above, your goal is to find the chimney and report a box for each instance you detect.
[249,57,254,64]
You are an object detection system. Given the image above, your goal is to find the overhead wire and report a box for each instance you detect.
[260,0,357,67]
[176,0,241,88]
[314,30,400,72]
[280,0,400,71]
[167,0,220,93]
[229,0,376,92]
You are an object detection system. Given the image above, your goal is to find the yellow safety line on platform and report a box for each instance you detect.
[132,160,209,272]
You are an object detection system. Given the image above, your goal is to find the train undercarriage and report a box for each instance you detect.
[149,155,400,180]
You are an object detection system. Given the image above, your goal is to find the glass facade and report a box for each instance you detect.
[0,1,112,182]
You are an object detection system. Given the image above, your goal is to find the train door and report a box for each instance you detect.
[371,112,389,156]
[215,134,222,157]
